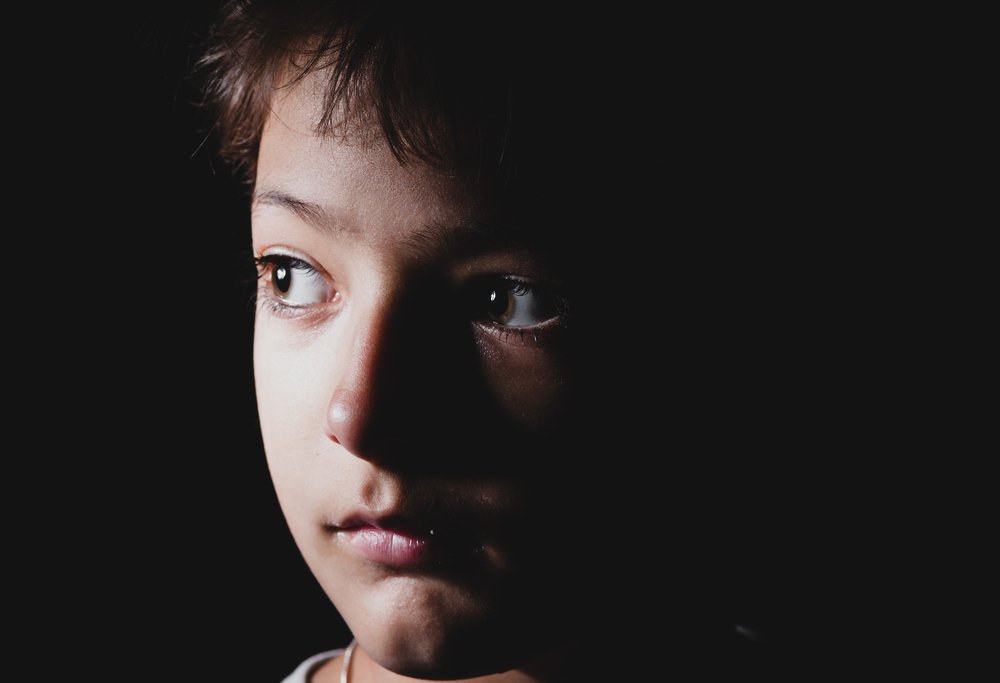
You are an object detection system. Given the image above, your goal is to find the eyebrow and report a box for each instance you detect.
[401,219,511,259]
[252,187,517,258]
[251,189,359,236]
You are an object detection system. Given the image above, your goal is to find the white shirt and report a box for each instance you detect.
[281,649,344,683]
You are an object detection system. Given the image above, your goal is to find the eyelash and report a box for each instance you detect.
[484,323,558,345]
[253,253,327,319]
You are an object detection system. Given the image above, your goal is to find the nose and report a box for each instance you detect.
[324,330,380,457]
[324,286,474,469]
[325,315,401,461]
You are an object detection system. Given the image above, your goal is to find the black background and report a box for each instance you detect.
[16,3,926,680]
[27,3,350,679]
[116,4,353,679]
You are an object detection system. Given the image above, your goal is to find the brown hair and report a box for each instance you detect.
[201,0,517,183]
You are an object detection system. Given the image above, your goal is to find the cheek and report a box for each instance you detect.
[478,342,570,430]
[253,319,334,498]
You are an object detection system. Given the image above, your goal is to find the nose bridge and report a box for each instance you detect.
[325,284,427,460]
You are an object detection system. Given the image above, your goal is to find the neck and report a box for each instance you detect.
[346,640,591,683]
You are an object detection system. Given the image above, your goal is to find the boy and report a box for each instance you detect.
[204,1,781,680]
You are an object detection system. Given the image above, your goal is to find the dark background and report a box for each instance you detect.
[18,3,929,680]
[113,4,354,679]
[28,3,350,680]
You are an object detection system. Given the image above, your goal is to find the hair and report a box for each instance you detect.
[201,0,519,184]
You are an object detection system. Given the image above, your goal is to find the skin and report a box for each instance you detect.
[252,71,587,682]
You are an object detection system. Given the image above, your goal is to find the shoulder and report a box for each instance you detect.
[281,649,344,683]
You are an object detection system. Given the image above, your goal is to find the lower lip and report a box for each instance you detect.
[341,526,433,567]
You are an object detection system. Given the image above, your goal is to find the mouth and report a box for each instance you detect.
[325,514,487,569]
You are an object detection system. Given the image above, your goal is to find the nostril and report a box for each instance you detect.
[327,402,350,445]
[327,401,360,450]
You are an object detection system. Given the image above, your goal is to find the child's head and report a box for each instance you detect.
[205,2,527,184]
[204,1,624,678]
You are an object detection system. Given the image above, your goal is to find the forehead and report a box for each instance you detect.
[255,70,478,245]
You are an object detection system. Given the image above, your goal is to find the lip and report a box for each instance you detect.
[327,514,482,569]
[338,525,434,566]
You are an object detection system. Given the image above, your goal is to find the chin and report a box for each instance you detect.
[341,578,542,680]
[361,629,522,680]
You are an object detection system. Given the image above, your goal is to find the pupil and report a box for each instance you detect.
[487,287,510,321]
[275,266,291,293]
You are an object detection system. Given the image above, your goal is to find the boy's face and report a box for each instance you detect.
[252,73,578,678]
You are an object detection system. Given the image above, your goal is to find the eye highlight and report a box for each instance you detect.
[254,252,338,314]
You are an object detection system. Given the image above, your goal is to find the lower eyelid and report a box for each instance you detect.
[475,317,566,347]
[256,283,343,321]
[255,282,306,315]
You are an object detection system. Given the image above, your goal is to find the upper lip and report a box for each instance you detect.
[331,516,403,531]
[326,508,489,544]
[329,512,441,536]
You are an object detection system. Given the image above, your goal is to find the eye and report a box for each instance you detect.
[255,253,336,307]
[472,276,563,328]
